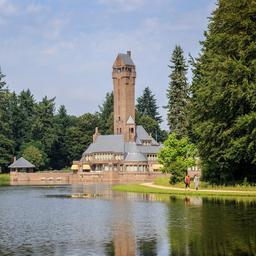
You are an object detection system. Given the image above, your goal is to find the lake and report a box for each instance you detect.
[0,185,255,256]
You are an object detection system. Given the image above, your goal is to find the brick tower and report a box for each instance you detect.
[112,51,136,142]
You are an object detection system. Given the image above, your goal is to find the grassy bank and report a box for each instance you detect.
[113,180,256,198]
[154,176,256,191]
[0,174,10,186]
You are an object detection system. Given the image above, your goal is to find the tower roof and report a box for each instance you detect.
[117,53,134,66]
[127,116,135,125]
[113,51,135,67]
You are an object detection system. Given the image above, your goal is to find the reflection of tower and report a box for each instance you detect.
[113,223,135,256]
[112,51,136,142]
[111,195,136,255]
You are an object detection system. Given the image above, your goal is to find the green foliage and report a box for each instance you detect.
[190,0,256,183]
[137,86,162,122]
[166,45,189,138]
[0,69,14,169]
[158,133,197,183]
[20,142,47,169]
[0,174,10,186]
[98,92,113,134]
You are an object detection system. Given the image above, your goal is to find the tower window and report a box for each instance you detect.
[131,128,134,133]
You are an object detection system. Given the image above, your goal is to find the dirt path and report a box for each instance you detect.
[141,182,256,194]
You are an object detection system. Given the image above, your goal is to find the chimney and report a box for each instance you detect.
[93,127,100,143]
[127,51,131,57]
[13,156,16,162]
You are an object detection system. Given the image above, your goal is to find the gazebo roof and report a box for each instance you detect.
[8,157,35,169]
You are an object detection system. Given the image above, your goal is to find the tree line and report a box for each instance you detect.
[0,72,165,171]
[159,0,256,184]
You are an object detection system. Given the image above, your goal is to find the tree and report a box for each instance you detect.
[137,86,162,123]
[158,133,196,184]
[20,142,47,170]
[166,45,189,138]
[49,105,71,169]
[10,89,36,151]
[190,0,256,183]
[0,69,14,170]
[98,92,113,134]
[31,96,57,157]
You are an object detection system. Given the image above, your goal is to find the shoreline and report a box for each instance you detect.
[112,183,256,197]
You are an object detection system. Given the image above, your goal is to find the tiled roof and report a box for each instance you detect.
[9,157,35,168]
[118,53,134,66]
[125,152,147,162]
[84,135,124,154]
[127,116,135,124]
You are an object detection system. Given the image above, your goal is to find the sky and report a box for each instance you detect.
[0,0,216,128]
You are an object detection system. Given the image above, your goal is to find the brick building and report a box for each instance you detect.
[72,51,162,172]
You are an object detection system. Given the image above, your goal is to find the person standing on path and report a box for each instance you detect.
[194,174,199,190]
[185,174,190,189]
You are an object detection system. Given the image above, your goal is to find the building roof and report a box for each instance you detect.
[125,152,147,162]
[136,126,159,145]
[9,157,35,169]
[127,116,135,125]
[118,53,134,66]
[84,135,124,154]
[82,126,162,160]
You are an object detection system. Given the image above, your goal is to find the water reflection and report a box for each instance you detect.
[0,185,255,255]
[168,196,256,256]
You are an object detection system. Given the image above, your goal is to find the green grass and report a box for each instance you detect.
[0,174,10,186]
[112,183,256,197]
[154,176,256,191]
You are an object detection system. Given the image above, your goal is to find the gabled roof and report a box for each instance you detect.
[127,116,135,125]
[84,135,124,154]
[136,125,159,145]
[9,157,35,168]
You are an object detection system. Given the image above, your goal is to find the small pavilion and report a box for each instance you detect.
[9,157,35,172]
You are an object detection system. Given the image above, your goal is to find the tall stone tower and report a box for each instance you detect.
[112,51,136,142]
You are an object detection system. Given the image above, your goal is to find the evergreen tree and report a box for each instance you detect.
[49,105,71,169]
[137,86,162,122]
[10,89,36,151]
[190,0,256,183]
[0,69,14,170]
[166,45,189,138]
[31,96,57,167]
[98,92,113,134]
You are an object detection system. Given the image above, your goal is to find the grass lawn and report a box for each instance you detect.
[112,176,256,198]
[154,176,256,191]
[0,174,10,186]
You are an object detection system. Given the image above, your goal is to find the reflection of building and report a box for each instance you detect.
[73,51,162,172]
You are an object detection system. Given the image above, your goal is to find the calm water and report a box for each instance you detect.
[0,185,255,256]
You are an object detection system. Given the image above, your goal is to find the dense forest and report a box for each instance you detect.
[0,74,165,171]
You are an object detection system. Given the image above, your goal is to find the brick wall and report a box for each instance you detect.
[10,171,167,185]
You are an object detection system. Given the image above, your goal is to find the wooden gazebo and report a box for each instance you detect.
[9,157,35,172]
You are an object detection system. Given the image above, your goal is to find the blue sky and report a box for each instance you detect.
[0,0,216,127]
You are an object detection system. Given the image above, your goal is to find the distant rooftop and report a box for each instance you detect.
[9,157,35,169]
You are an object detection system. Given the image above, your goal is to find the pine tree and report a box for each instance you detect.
[137,86,162,123]
[166,45,189,138]
[190,0,256,183]
[98,92,113,134]
[0,69,14,170]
